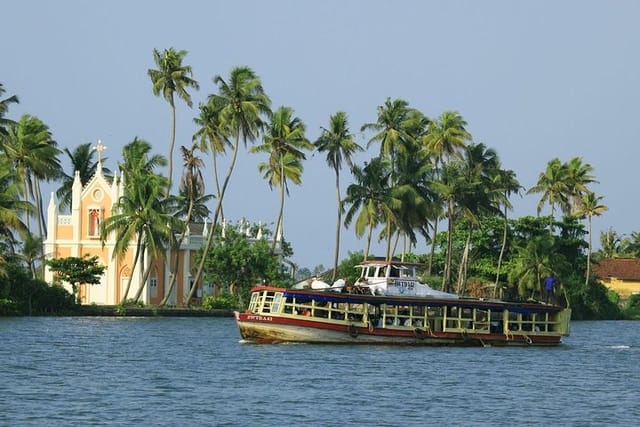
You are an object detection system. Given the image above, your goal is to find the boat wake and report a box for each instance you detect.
[607,345,632,349]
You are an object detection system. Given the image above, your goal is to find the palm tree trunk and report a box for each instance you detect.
[585,215,592,286]
[494,206,509,298]
[442,202,455,293]
[428,217,439,275]
[167,104,176,195]
[365,222,374,261]
[121,236,143,304]
[160,203,194,306]
[133,249,155,303]
[457,227,472,295]
[186,137,241,305]
[331,169,341,283]
[211,151,224,222]
[272,161,286,253]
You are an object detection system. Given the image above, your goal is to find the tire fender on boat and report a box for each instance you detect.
[413,328,426,340]
[348,323,358,338]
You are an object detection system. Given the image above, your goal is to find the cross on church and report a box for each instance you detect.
[94,140,106,163]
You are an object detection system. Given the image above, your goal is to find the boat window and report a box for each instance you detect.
[271,293,282,314]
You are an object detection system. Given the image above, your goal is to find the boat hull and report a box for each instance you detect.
[234,311,562,346]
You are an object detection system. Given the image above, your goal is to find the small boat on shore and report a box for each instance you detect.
[234,260,571,346]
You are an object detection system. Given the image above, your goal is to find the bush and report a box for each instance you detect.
[202,292,238,309]
[623,294,640,320]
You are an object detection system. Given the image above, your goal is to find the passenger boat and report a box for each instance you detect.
[234,260,571,346]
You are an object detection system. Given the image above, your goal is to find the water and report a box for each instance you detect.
[1,318,638,426]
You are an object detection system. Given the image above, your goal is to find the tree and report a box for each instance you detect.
[598,227,622,258]
[200,222,288,308]
[574,191,607,285]
[187,66,271,305]
[0,83,19,137]
[46,255,106,304]
[1,114,62,241]
[193,99,230,221]
[527,158,570,219]
[343,157,393,260]
[160,144,212,306]
[492,167,521,296]
[314,112,363,280]
[565,157,597,214]
[100,138,175,303]
[507,234,556,300]
[361,98,413,176]
[56,142,111,212]
[252,106,312,251]
[148,47,199,194]
[0,158,31,248]
[422,110,471,276]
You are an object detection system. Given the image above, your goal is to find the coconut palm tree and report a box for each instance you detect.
[161,144,212,306]
[527,158,569,220]
[0,83,19,138]
[574,191,607,285]
[148,47,199,194]
[492,167,522,296]
[0,159,32,249]
[56,142,112,212]
[422,110,471,275]
[508,234,555,300]
[313,111,363,280]
[361,98,413,178]
[565,157,597,214]
[343,157,394,260]
[193,99,230,221]
[101,138,171,303]
[1,114,61,240]
[252,106,312,251]
[187,66,271,305]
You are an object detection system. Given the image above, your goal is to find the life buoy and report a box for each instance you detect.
[348,323,358,338]
[414,328,426,340]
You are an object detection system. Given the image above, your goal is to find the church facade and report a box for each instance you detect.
[43,155,212,305]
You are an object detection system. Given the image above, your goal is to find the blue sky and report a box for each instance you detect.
[3,0,640,269]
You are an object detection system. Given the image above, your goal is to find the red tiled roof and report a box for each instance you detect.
[592,258,640,281]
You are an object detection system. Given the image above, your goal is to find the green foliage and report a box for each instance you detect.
[202,292,238,309]
[45,255,106,303]
[335,251,366,285]
[623,294,640,320]
[199,221,290,308]
[0,260,76,315]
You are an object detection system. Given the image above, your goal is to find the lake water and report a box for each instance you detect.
[1,317,638,426]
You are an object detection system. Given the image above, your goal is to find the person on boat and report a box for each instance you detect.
[544,275,556,304]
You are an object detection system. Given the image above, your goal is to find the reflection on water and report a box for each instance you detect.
[1,318,639,426]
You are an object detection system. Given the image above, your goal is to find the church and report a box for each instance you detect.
[43,143,213,305]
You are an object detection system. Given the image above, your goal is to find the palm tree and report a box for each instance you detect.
[161,144,212,306]
[361,98,413,178]
[599,227,622,258]
[0,83,19,137]
[101,138,171,303]
[148,47,199,194]
[252,106,312,250]
[422,111,471,170]
[508,234,555,300]
[422,110,471,275]
[527,158,569,220]
[187,66,271,305]
[492,167,521,296]
[0,159,32,249]
[313,112,363,280]
[1,115,62,241]
[56,142,112,212]
[574,191,607,285]
[565,157,597,214]
[343,157,394,260]
[193,99,230,221]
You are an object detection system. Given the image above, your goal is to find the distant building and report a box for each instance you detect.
[43,154,212,305]
[592,258,640,297]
